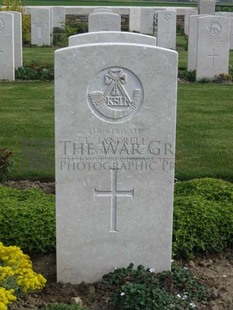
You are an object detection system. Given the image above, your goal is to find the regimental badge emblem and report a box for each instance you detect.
[207,22,222,37]
[87,67,144,123]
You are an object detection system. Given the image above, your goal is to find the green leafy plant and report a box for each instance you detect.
[215,73,232,83]
[173,178,233,259]
[103,263,210,309]
[0,187,55,254]
[178,69,196,82]
[15,62,54,80]
[0,148,14,182]
[53,21,88,47]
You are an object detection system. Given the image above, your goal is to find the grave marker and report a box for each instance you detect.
[68,31,156,46]
[88,8,121,32]
[156,10,176,49]
[31,8,51,46]
[55,41,177,283]
[196,16,230,79]
[0,12,15,80]
[9,11,22,68]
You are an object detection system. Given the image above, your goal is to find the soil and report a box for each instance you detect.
[3,181,233,310]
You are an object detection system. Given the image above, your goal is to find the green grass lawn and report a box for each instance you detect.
[0,81,54,180]
[1,33,233,181]
[1,81,233,181]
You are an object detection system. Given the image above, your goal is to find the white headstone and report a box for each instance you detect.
[188,14,209,71]
[196,16,230,80]
[198,0,215,15]
[215,12,233,50]
[129,7,141,32]
[31,8,51,46]
[0,12,15,80]
[9,11,22,68]
[55,42,178,283]
[68,31,156,46]
[51,6,66,29]
[88,8,121,32]
[140,8,155,35]
[184,9,198,35]
[156,11,176,49]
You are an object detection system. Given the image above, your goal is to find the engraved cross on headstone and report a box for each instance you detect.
[208,48,219,68]
[94,169,134,232]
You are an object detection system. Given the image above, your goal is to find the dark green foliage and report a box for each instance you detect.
[0,148,14,181]
[0,186,55,254]
[103,263,210,309]
[15,62,54,80]
[178,70,196,82]
[53,21,88,47]
[173,178,233,259]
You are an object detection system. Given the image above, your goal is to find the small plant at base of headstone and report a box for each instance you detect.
[0,148,14,182]
[103,263,211,309]
[214,73,232,84]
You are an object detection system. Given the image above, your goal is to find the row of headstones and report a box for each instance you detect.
[0,7,232,81]
[0,11,22,80]
[29,7,177,49]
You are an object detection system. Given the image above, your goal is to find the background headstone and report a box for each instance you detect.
[196,16,230,80]
[188,14,209,71]
[198,0,215,15]
[31,8,51,46]
[68,31,156,46]
[88,8,121,32]
[156,10,176,49]
[9,11,22,68]
[129,7,141,32]
[0,12,15,80]
[140,8,155,35]
[51,6,66,29]
[184,9,198,35]
[55,42,177,283]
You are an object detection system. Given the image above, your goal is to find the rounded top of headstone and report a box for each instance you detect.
[93,7,113,13]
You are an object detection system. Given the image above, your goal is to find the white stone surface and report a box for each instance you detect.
[215,12,233,49]
[140,8,155,35]
[55,42,177,283]
[9,11,22,68]
[88,8,121,32]
[156,10,176,49]
[184,9,198,35]
[51,6,66,29]
[0,12,15,80]
[129,7,141,32]
[196,16,230,79]
[188,14,209,71]
[69,31,156,46]
[31,8,51,46]
[198,0,215,15]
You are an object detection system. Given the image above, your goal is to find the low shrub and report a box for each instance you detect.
[0,242,46,309]
[0,187,55,254]
[0,148,14,182]
[15,62,54,81]
[103,263,210,309]
[173,178,233,259]
[178,70,196,82]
